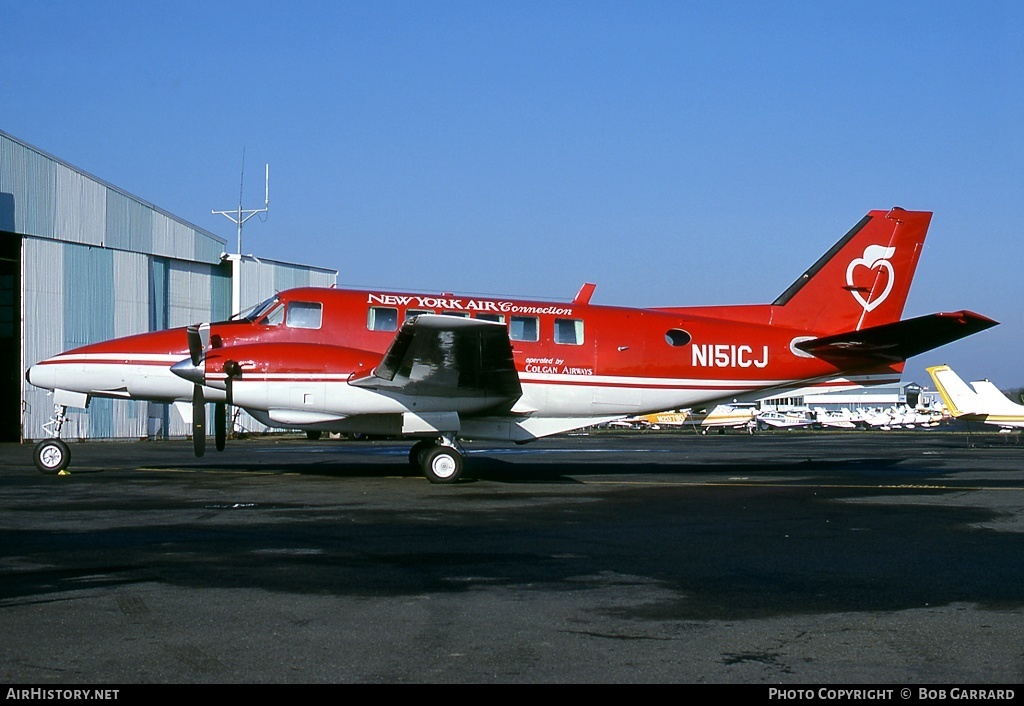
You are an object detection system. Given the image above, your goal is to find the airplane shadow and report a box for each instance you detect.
[140,447,915,484]
[3,438,1023,622]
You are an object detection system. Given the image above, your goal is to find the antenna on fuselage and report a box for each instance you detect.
[213,148,269,256]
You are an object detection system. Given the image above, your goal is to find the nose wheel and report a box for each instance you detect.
[34,438,71,475]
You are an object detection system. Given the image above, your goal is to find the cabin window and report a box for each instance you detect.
[510,315,539,342]
[406,309,434,320]
[475,313,505,323]
[367,306,399,332]
[665,329,692,347]
[286,301,322,329]
[442,311,470,318]
[554,318,584,345]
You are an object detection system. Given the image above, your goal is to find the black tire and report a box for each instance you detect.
[408,439,435,469]
[305,430,322,441]
[421,445,464,484]
[34,439,71,475]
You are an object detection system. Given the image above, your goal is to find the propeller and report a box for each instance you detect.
[170,323,210,457]
[189,323,209,457]
[192,384,206,457]
[188,323,209,367]
[171,325,240,456]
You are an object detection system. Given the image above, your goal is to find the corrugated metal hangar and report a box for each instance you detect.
[0,129,336,443]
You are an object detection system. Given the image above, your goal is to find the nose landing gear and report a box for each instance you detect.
[34,404,71,474]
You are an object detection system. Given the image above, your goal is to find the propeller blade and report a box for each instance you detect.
[215,402,226,452]
[192,385,206,457]
[175,323,213,385]
[186,323,210,366]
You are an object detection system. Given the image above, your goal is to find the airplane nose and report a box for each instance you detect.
[26,363,53,390]
[170,358,205,385]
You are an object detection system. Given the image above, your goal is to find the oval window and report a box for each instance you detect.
[665,329,691,347]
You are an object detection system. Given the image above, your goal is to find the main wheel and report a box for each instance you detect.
[421,445,464,484]
[408,439,435,469]
[34,439,71,475]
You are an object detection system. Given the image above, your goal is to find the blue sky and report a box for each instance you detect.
[4,1,1022,387]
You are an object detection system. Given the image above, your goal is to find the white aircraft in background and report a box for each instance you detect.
[755,408,815,430]
[625,404,758,433]
[693,403,759,434]
[927,365,1024,431]
[813,407,861,429]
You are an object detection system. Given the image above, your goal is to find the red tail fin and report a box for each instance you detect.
[772,208,930,334]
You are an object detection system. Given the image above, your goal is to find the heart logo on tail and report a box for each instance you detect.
[846,245,896,312]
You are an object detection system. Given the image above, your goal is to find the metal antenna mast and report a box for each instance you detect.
[213,151,269,255]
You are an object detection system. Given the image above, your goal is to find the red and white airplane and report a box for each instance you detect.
[27,207,996,482]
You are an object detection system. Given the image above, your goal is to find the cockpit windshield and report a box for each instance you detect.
[235,295,280,323]
[232,295,322,329]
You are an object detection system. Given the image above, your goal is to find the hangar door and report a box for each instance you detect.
[0,233,19,441]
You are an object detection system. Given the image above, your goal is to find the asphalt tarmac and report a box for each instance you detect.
[1,429,1022,684]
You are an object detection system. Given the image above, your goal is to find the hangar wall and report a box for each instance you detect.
[229,253,338,315]
[1,129,336,442]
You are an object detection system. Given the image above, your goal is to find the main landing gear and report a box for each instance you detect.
[34,404,71,474]
[408,434,466,484]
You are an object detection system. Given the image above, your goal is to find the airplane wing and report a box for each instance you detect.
[351,314,523,403]
[793,310,998,364]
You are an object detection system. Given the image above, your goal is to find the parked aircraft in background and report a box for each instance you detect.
[889,404,944,428]
[927,365,1024,431]
[632,410,693,428]
[630,403,757,433]
[27,208,996,482]
[690,403,758,434]
[813,408,861,429]
[684,405,757,432]
[853,404,943,430]
[755,409,815,430]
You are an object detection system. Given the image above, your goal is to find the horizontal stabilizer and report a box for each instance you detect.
[794,310,998,364]
[969,380,1024,415]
